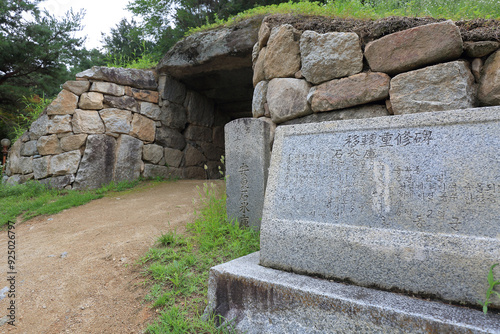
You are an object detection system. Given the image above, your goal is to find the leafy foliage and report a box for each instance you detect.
[479,263,500,314]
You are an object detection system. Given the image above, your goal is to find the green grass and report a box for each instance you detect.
[187,0,500,36]
[0,178,145,227]
[142,183,260,333]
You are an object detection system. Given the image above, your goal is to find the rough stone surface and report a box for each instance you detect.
[21,141,38,156]
[185,91,214,127]
[102,95,139,113]
[364,21,463,75]
[472,58,483,82]
[6,174,33,185]
[252,47,266,87]
[213,126,224,148]
[140,102,162,120]
[155,127,186,150]
[39,175,75,189]
[478,50,500,106]
[60,134,87,152]
[164,147,183,168]
[283,104,390,125]
[72,110,105,134]
[37,135,62,155]
[159,103,187,130]
[142,144,164,164]
[143,164,176,179]
[184,125,212,142]
[32,156,50,179]
[310,72,390,112]
[126,87,159,103]
[267,78,311,124]
[183,166,205,179]
[47,115,72,134]
[130,113,155,143]
[464,41,500,58]
[19,157,33,175]
[99,108,132,135]
[200,142,224,161]
[76,66,157,90]
[114,135,143,182]
[158,75,186,104]
[225,118,271,230]
[78,92,104,110]
[49,150,81,176]
[184,144,205,167]
[62,80,90,96]
[205,252,500,334]
[390,61,475,114]
[73,134,116,189]
[264,24,301,79]
[300,31,363,84]
[252,81,267,118]
[90,82,125,97]
[29,114,49,139]
[258,21,271,48]
[260,107,500,307]
[46,90,78,115]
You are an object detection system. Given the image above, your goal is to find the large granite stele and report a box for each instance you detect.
[260,107,500,308]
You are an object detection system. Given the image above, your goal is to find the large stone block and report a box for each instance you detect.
[99,108,132,135]
[155,127,186,150]
[37,134,62,155]
[184,125,212,142]
[309,72,390,112]
[206,253,500,333]
[267,78,311,124]
[478,50,500,106]
[102,95,139,113]
[225,118,271,230]
[283,104,390,125]
[164,147,183,168]
[39,175,75,189]
[300,31,363,85]
[143,164,171,179]
[390,61,475,115]
[47,115,72,134]
[142,144,164,164]
[126,87,159,103]
[78,92,104,110]
[29,114,49,139]
[73,134,116,189]
[252,47,266,87]
[113,135,143,182]
[62,80,90,96]
[260,107,500,308]
[464,41,500,58]
[46,89,78,115]
[76,66,157,90]
[158,75,186,104]
[365,21,463,75]
[60,134,87,152]
[20,156,33,175]
[252,81,267,118]
[90,82,125,96]
[33,156,51,179]
[184,91,214,127]
[21,140,38,156]
[264,25,301,79]
[49,150,81,176]
[159,103,187,130]
[139,102,161,120]
[72,109,105,134]
[184,144,206,167]
[130,113,155,143]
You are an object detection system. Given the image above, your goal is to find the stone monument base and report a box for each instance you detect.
[205,252,500,333]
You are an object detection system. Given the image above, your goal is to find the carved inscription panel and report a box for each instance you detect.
[273,123,500,237]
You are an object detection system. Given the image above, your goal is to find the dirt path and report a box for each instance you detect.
[0,179,221,334]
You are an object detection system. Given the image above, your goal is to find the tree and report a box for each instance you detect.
[0,0,86,138]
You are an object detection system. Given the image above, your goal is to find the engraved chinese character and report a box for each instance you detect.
[449,217,462,231]
[379,132,393,147]
[395,131,413,146]
[364,149,376,159]
[239,201,249,214]
[413,215,426,229]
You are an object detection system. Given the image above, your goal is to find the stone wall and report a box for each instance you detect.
[252,20,500,133]
[4,67,225,189]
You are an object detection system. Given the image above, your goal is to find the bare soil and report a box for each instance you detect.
[0,179,221,334]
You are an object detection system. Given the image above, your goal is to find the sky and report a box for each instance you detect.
[38,0,135,50]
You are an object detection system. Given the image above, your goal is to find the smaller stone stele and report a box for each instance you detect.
[364,20,463,75]
[300,30,363,85]
[267,78,311,124]
[225,118,271,230]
